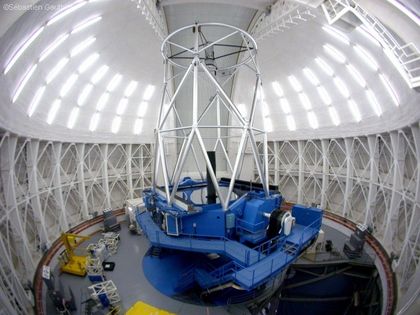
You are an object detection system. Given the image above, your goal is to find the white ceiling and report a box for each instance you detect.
[0,0,419,143]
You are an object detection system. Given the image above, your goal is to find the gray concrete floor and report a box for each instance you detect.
[45,221,234,314]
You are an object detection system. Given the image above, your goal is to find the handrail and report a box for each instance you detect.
[322,0,420,88]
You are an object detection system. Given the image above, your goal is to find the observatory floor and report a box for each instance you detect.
[46,222,233,315]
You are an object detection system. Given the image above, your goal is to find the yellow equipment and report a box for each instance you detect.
[59,233,90,276]
[125,301,175,315]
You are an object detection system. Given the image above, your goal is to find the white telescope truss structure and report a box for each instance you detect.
[153,23,270,210]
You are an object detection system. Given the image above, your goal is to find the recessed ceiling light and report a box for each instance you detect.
[280,98,291,114]
[13,63,37,103]
[333,77,350,98]
[60,73,78,97]
[70,36,96,57]
[133,118,143,135]
[356,26,380,47]
[89,112,100,131]
[366,89,382,116]
[91,65,109,84]
[302,67,320,86]
[143,84,156,100]
[287,75,302,92]
[67,107,79,129]
[111,116,122,133]
[323,44,346,63]
[78,53,99,73]
[27,85,46,117]
[47,0,87,26]
[264,117,273,132]
[346,64,366,87]
[71,15,102,34]
[317,86,332,105]
[78,83,93,106]
[322,25,350,45]
[348,99,361,122]
[379,73,399,106]
[46,57,69,84]
[137,101,148,117]
[271,81,283,97]
[47,99,61,124]
[96,92,109,111]
[328,106,340,126]
[4,26,44,74]
[40,33,69,62]
[307,111,319,129]
[124,81,138,97]
[286,115,296,131]
[298,92,312,110]
[315,57,334,76]
[117,98,128,115]
[107,73,122,92]
[354,45,378,71]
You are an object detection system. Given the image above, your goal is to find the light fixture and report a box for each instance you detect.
[4,26,44,74]
[379,73,399,106]
[117,98,128,115]
[89,112,100,131]
[264,117,273,132]
[302,67,320,86]
[67,107,79,129]
[237,103,247,117]
[261,101,270,116]
[27,85,46,117]
[96,92,109,111]
[143,84,156,100]
[333,77,350,98]
[286,115,296,131]
[307,111,319,129]
[70,36,96,57]
[124,81,138,97]
[354,45,378,71]
[60,73,78,97]
[280,98,291,114]
[107,73,122,92]
[78,53,99,73]
[298,92,312,110]
[91,65,109,84]
[271,81,283,97]
[323,44,346,63]
[366,89,382,116]
[328,106,340,126]
[13,64,37,103]
[322,25,350,45]
[356,26,380,47]
[133,118,143,134]
[317,86,332,105]
[348,99,361,122]
[47,99,61,124]
[346,64,366,87]
[46,57,69,84]
[287,75,302,92]
[40,33,69,62]
[47,0,87,26]
[315,57,334,76]
[137,101,148,117]
[111,116,121,133]
[78,83,93,106]
[71,15,102,34]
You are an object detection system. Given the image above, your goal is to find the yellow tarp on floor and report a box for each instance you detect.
[126,301,175,315]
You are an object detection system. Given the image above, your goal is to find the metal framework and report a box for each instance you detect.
[0,131,153,314]
[251,123,420,312]
[153,23,270,210]
[322,0,420,88]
